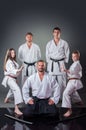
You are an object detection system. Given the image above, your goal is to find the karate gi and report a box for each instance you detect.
[22,72,60,117]
[2,59,23,105]
[46,39,70,98]
[18,43,41,84]
[62,60,83,108]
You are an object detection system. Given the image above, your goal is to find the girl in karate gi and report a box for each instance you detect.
[2,48,24,115]
[62,50,83,117]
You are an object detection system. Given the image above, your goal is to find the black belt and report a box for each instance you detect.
[33,96,50,101]
[24,61,36,76]
[50,58,64,72]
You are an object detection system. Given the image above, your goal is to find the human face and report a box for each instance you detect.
[37,62,45,72]
[26,34,33,43]
[72,53,79,62]
[11,50,16,59]
[53,29,61,39]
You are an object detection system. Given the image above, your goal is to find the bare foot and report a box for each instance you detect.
[14,109,23,116]
[64,109,72,117]
[4,98,10,103]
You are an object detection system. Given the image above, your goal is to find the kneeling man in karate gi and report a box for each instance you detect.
[22,60,60,118]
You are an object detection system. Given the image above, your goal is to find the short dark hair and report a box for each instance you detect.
[25,32,33,36]
[53,27,61,32]
[72,50,80,57]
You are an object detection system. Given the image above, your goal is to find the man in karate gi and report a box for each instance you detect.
[18,32,41,85]
[46,27,70,99]
[22,60,60,118]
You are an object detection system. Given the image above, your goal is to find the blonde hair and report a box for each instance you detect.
[4,48,16,71]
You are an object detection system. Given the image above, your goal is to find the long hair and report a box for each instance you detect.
[3,48,16,71]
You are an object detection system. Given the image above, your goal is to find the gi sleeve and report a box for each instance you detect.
[6,60,18,75]
[18,46,24,62]
[64,41,70,63]
[46,42,51,63]
[69,62,82,77]
[37,46,41,60]
[22,78,32,104]
[50,78,60,104]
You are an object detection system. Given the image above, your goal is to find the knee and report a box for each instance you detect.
[23,104,34,118]
[63,90,69,98]
[15,87,21,93]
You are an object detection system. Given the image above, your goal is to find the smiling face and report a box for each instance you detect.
[72,53,80,62]
[10,50,16,59]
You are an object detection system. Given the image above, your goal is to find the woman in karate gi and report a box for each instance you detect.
[62,50,83,117]
[2,48,24,115]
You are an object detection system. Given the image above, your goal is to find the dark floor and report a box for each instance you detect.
[0,107,86,130]
[1,85,86,130]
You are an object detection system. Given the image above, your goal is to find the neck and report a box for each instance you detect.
[38,71,45,81]
[27,42,32,48]
[54,37,60,44]
[38,71,45,75]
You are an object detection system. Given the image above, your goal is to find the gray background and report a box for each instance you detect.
[0,0,86,106]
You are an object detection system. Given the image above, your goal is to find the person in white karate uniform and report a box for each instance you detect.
[62,50,83,117]
[2,48,24,115]
[22,60,60,118]
[18,32,41,85]
[46,27,70,99]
